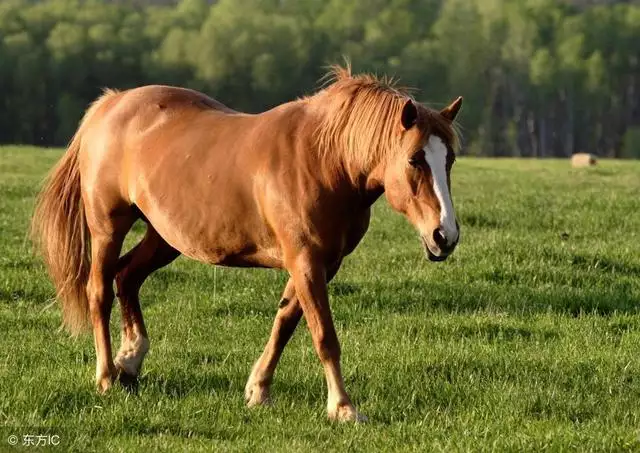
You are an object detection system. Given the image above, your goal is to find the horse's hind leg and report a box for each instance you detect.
[114,225,179,381]
[86,218,133,393]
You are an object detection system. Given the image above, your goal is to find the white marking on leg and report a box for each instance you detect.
[115,325,149,376]
[245,356,272,407]
[423,135,458,244]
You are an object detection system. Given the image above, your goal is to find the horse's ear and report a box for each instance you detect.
[440,96,463,122]
[400,99,418,130]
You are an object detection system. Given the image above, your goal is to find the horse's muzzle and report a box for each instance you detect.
[425,246,449,262]
[421,229,458,262]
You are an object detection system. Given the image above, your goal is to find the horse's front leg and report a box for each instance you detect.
[246,262,343,407]
[245,278,302,406]
[291,253,366,422]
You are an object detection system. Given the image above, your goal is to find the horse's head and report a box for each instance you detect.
[383,97,462,262]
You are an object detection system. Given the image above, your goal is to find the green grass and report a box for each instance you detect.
[1,146,640,452]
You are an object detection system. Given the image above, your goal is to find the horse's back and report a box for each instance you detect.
[81,84,234,146]
[120,85,235,115]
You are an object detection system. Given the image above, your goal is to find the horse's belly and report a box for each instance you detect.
[216,247,284,268]
[136,189,283,268]
[152,218,283,268]
[181,236,285,268]
[129,147,285,268]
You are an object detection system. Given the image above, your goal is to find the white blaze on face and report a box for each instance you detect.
[423,135,458,245]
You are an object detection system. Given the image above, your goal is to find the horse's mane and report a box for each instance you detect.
[310,65,459,171]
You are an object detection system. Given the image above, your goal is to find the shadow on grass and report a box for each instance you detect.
[141,370,232,400]
[334,278,639,317]
[428,322,560,341]
[458,211,505,229]
[567,253,640,277]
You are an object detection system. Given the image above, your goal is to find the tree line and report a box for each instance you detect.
[1,0,638,157]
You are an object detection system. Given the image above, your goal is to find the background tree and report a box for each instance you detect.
[0,0,637,158]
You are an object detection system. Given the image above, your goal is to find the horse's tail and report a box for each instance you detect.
[31,89,118,335]
[31,131,90,334]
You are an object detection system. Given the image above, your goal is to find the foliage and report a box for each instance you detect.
[0,0,638,157]
[621,127,640,158]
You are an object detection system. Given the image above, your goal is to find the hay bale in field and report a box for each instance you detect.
[571,153,597,167]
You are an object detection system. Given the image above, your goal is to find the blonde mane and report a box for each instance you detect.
[310,65,459,172]
[311,66,409,171]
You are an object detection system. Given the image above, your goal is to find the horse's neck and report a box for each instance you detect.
[297,97,387,208]
[358,162,386,207]
[325,152,387,210]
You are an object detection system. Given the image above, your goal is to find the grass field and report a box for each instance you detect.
[1,146,640,452]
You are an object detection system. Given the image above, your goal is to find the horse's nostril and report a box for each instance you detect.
[433,228,447,249]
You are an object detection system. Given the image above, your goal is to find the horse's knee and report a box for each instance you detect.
[314,330,341,362]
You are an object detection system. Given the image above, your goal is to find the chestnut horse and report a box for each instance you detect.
[32,67,462,422]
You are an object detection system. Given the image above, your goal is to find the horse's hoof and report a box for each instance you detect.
[244,383,271,407]
[96,374,114,394]
[328,404,367,423]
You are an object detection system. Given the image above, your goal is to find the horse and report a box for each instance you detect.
[31,66,462,422]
